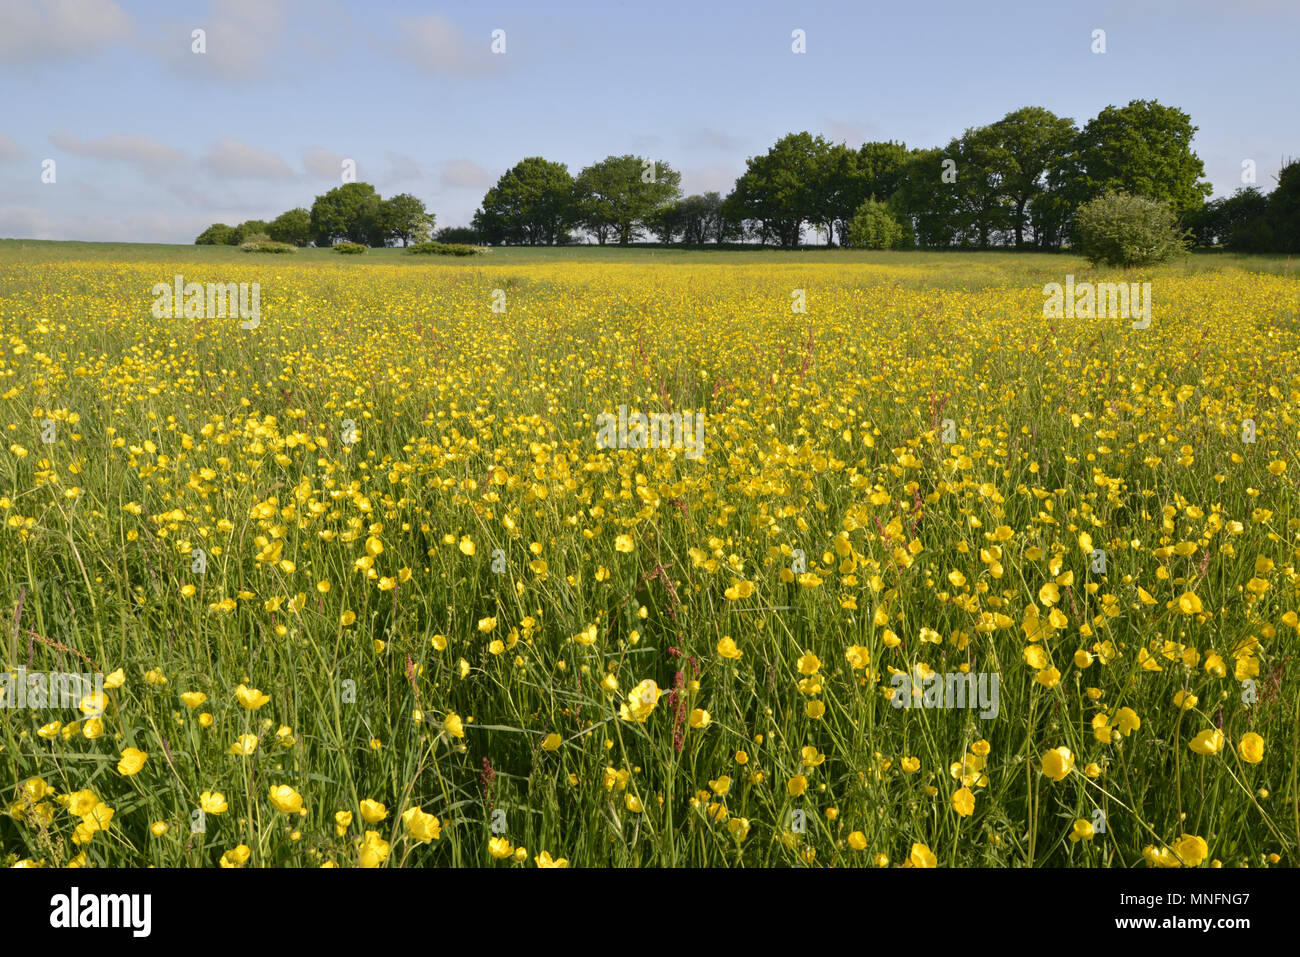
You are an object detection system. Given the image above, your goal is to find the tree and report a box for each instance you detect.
[195,223,238,245]
[947,127,1014,247]
[1264,159,1300,254]
[233,220,270,243]
[1196,161,1300,253]
[646,202,684,244]
[1073,191,1189,266]
[856,142,912,201]
[718,192,749,243]
[728,132,833,248]
[682,193,724,245]
[310,182,383,246]
[268,208,311,247]
[574,155,682,245]
[847,198,905,249]
[982,107,1078,248]
[382,193,434,246]
[812,142,857,244]
[892,148,964,248]
[1053,100,1212,235]
[472,158,576,245]
[645,193,725,245]
[573,175,614,244]
[434,226,480,244]
[832,141,911,243]
[1186,189,1265,247]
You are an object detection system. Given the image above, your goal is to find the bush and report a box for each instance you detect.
[233,220,271,244]
[406,241,484,256]
[847,199,905,249]
[1073,192,1189,266]
[240,237,296,253]
[333,241,368,254]
[434,226,481,245]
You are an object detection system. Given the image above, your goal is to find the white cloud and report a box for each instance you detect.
[393,14,498,76]
[48,130,184,171]
[201,138,294,180]
[680,163,741,195]
[302,147,349,180]
[686,128,742,152]
[0,205,212,243]
[441,158,494,190]
[0,131,24,163]
[0,205,54,238]
[381,151,424,185]
[0,0,131,65]
[822,118,877,145]
[142,0,288,83]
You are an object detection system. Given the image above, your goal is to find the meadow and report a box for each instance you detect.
[1,241,1298,868]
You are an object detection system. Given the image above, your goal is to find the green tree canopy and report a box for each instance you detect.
[194,223,238,245]
[472,158,576,245]
[982,106,1078,248]
[1053,99,1211,227]
[728,132,833,248]
[310,182,382,246]
[574,155,682,245]
[382,193,434,246]
[268,208,311,247]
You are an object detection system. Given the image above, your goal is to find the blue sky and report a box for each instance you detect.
[1,0,1296,243]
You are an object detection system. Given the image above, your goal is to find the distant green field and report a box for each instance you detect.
[1,237,1295,278]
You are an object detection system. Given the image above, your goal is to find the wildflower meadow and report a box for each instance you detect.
[2,246,1297,869]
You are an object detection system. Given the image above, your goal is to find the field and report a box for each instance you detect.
[2,242,1299,868]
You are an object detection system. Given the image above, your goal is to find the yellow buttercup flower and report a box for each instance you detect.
[220,845,252,868]
[1189,729,1224,755]
[235,684,270,709]
[268,785,303,814]
[402,806,442,842]
[1238,732,1265,763]
[1041,747,1074,782]
[109,747,146,777]
[716,636,743,659]
[909,843,937,868]
[619,680,662,722]
[358,831,390,868]
[952,787,975,817]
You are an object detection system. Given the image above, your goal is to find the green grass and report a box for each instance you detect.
[0,245,1296,869]
[3,237,1293,275]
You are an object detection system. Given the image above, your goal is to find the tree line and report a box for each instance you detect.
[195,99,1298,253]
[463,99,1295,253]
[195,184,440,248]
